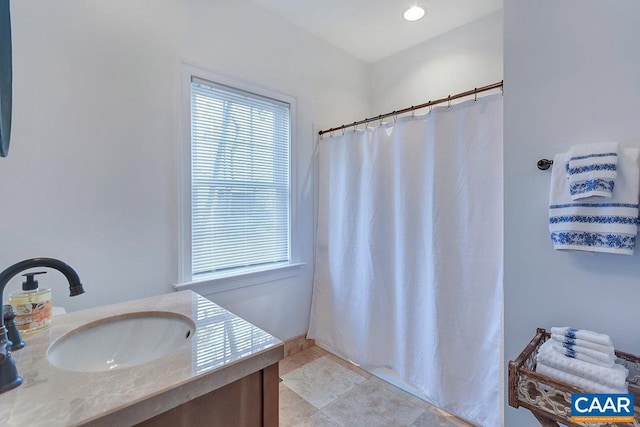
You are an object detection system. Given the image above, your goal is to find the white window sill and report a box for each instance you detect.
[173,262,306,295]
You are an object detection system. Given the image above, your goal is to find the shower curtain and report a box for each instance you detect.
[309,94,503,426]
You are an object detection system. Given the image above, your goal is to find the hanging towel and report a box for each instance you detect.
[567,142,619,200]
[550,341,616,367]
[536,362,628,394]
[549,149,640,254]
[550,333,615,355]
[537,340,628,390]
[550,326,614,347]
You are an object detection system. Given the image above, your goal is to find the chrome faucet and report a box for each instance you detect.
[0,258,85,393]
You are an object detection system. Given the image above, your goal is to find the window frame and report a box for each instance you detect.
[176,64,303,294]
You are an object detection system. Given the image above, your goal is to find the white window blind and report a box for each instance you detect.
[190,77,290,279]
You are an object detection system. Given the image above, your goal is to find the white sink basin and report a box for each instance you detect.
[46,311,195,372]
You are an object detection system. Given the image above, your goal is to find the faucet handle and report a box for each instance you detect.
[2,305,25,351]
[1,305,14,321]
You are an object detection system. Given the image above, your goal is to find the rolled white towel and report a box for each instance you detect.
[537,340,628,389]
[567,142,619,200]
[551,341,616,367]
[550,327,613,347]
[551,333,615,355]
[536,362,628,394]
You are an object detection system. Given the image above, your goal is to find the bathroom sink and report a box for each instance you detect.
[46,311,195,372]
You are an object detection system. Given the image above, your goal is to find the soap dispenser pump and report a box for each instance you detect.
[8,271,52,334]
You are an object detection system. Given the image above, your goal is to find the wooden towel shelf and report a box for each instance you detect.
[508,328,640,426]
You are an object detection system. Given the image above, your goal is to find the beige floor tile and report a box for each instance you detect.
[281,356,366,409]
[280,383,319,426]
[279,347,473,427]
[280,346,328,376]
[321,379,426,426]
[299,411,342,427]
[411,406,475,427]
[322,352,372,379]
[366,373,433,410]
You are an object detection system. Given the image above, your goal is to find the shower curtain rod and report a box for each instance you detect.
[318,80,503,136]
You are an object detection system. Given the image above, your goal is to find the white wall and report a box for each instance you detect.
[1,0,504,347]
[504,1,640,425]
[0,0,369,341]
[370,10,503,115]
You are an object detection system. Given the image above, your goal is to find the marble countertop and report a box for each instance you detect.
[0,290,284,426]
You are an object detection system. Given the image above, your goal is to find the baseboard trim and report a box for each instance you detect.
[283,335,315,358]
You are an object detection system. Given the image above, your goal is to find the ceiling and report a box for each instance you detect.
[247,0,503,63]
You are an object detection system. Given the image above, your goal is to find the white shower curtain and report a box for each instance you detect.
[309,94,503,427]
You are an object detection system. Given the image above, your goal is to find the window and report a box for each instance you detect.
[179,66,301,291]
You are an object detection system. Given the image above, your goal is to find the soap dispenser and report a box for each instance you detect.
[8,271,52,334]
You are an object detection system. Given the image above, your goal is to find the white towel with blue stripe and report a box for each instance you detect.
[550,326,614,347]
[550,339,616,367]
[537,340,628,391]
[567,142,619,200]
[549,148,640,254]
[550,334,615,355]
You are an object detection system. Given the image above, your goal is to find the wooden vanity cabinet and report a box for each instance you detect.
[136,363,279,427]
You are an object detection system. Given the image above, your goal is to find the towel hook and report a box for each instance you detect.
[537,159,554,170]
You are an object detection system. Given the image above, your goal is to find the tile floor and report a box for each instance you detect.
[279,346,474,426]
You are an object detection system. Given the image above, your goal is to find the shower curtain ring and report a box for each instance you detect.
[429,103,432,114]
[411,107,415,119]
[474,88,478,102]
[447,95,451,108]
[393,112,398,123]
[379,115,383,126]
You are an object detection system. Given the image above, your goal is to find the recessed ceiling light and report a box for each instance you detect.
[403,6,425,22]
